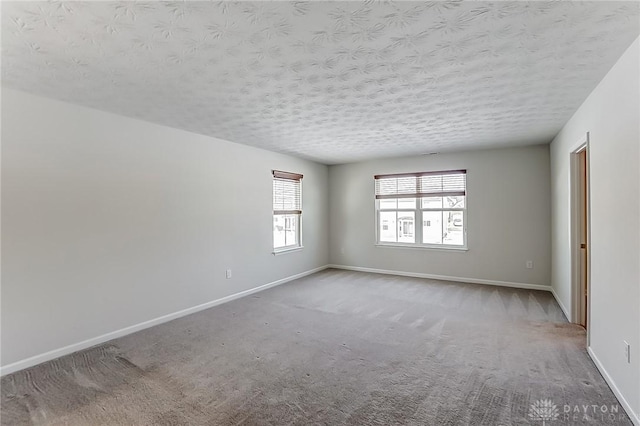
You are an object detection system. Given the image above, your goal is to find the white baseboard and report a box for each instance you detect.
[327,264,552,292]
[550,287,571,322]
[0,265,328,376]
[587,346,640,426]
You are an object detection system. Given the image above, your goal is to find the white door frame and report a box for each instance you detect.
[569,132,591,341]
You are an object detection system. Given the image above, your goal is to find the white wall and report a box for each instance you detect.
[329,145,551,288]
[1,88,329,368]
[550,37,640,422]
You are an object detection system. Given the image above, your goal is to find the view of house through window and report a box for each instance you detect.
[375,170,467,248]
[273,170,303,251]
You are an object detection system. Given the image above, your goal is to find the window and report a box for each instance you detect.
[273,170,303,251]
[375,170,467,248]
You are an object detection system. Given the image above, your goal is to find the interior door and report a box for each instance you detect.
[578,150,588,328]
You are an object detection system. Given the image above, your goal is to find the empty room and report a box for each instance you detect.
[1,1,639,425]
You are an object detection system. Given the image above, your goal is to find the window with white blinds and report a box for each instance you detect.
[273,170,303,251]
[374,170,467,248]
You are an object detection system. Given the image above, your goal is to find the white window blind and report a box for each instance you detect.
[375,170,466,199]
[273,170,302,214]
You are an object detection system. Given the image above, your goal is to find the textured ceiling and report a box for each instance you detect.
[2,1,639,164]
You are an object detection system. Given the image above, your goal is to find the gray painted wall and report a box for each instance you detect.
[328,145,551,287]
[1,88,329,367]
[550,37,639,421]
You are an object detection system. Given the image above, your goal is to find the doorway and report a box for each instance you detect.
[570,134,590,332]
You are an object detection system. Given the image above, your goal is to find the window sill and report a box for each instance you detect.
[272,246,304,255]
[375,243,468,252]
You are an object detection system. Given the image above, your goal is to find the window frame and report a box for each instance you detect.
[374,170,468,251]
[272,170,303,254]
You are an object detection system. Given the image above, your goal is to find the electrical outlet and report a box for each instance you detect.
[226,269,232,279]
[624,341,630,363]
[526,261,534,269]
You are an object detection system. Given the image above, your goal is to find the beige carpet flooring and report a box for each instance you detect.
[1,269,631,425]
